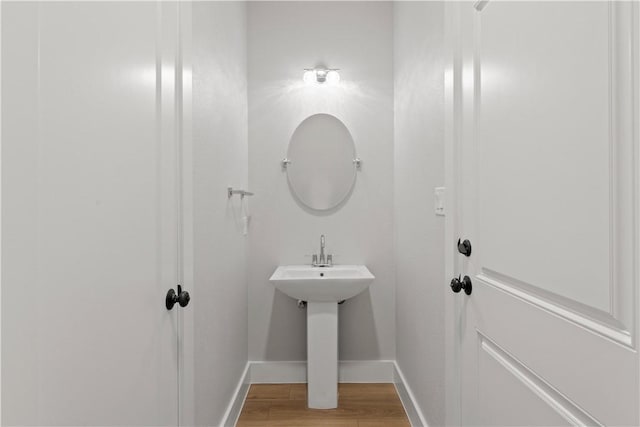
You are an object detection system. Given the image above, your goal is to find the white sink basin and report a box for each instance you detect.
[269,265,375,302]
[269,264,375,409]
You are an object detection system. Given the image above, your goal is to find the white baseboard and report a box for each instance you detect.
[219,362,251,427]
[220,360,426,427]
[249,361,307,383]
[339,360,395,382]
[393,361,429,427]
[249,360,395,383]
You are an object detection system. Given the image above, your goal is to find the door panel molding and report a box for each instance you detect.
[478,332,602,426]
[478,269,632,347]
[476,277,638,425]
[474,1,637,348]
[475,1,610,313]
[609,1,636,342]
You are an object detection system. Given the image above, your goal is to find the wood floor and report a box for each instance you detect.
[236,383,411,427]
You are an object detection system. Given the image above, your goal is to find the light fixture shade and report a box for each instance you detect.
[326,70,340,85]
[303,68,340,85]
[303,70,316,84]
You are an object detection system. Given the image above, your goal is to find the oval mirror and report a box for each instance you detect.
[286,114,357,210]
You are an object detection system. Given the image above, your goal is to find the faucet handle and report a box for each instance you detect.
[312,254,318,266]
[327,254,333,266]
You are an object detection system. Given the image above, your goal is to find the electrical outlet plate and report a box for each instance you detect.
[434,187,445,216]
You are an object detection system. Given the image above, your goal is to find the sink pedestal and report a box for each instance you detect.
[307,301,338,409]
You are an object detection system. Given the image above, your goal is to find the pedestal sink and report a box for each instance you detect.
[269,265,375,409]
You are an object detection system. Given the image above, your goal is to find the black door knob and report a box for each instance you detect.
[177,288,190,307]
[457,239,472,257]
[450,276,463,293]
[166,285,190,310]
[450,275,472,295]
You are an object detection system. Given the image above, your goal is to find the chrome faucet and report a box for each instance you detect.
[312,234,333,267]
[319,235,326,265]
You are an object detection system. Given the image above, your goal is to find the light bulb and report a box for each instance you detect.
[303,70,316,85]
[326,70,340,85]
[315,69,328,83]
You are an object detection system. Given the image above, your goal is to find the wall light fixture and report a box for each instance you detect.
[303,68,340,85]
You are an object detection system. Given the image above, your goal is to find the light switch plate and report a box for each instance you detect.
[434,187,445,216]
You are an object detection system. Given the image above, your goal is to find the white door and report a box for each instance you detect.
[451,1,639,425]
[2,2,186,425]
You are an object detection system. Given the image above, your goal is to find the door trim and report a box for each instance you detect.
[178,2,195,426]
[444,2,462,425]
[0,1,4,422]
[634,2,640,423]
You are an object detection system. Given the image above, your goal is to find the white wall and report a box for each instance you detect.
[394,2,446,426]
[247,1,395,362]
[192,2,249,425]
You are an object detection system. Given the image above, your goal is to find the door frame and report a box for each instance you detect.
[443,1,462,425]
[159,2,194,424]
[444,1,640,425]
[634,2,640,423]
[178,1,195,426]
[0,1,4,422]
